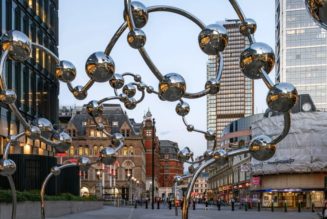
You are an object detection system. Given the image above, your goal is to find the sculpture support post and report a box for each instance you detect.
[8,176,17,219]
[40,163,76,219]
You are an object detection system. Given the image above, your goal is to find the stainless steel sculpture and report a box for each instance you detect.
[0,0,303,218]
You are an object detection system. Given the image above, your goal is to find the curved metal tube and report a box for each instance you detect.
[98,96,121,105]
[31,43,60,64]
[66,82,74,92]
[271,112,291,144]
[81,80,95,93]
[135,89,145,104]
[124,0,135,31]
[105,23,128,55]
[40,163,77,219]
[91,117,112,138]
[182,158,216,219]
[183,89,210,99]
[227,147,249,157]
[39,136,57,147]
[8,175,17,219]
[8,104,30,129]
[259,68,274,89]
[182,116,206,135]
[216,52,224,82]
[138,47,164,81]
[3,132,25,160]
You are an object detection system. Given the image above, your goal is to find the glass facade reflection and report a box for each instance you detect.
[0,0,59,156]
[276,0,327,110]
[206,20,254,149]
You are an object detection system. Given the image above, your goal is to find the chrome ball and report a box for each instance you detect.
[124,98,137,110]
[203,149,214,160]
[159,73,186,102]
[137,82,146,91]
[25,126,41,139]
[123,83,137,98]
[33,118,53,132]
[205,129,216,141]
[0,89,17,104]
[187,125,194,132]
[86,100,104,117]
[249,135,276,161]
[109,73,125,89]
[119,93,129,102]
[55,60,76,83]
[146,86,154,94]
[213,149,228,165]
[305,0,327,30]
[1,30,31,62]
[96,123,105,131]
[267,82,298,112]
[78,157,92,172]
[198,24,228,55]
[0,159,16,176]
[175,101,190,116]
[51,166,61,176]
[240,18,257,36]
[177,147,193,162]
[205,79,220,95]
[100,147,117,165]
[129,1,148,28]
[173,175,184,185]
[52,131,72,153]
[240,42,275,79]
[188,165,196,174]
[134,74,142,82]
[127,29,146,49]
[85,52,115,82]
[73,85,87,100]
[111,133,124,148]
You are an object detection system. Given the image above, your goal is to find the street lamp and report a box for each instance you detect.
[152,118,156,209]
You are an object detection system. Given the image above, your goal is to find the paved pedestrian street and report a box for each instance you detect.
[49,205,319,219]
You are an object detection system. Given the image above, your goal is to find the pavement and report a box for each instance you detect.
[48,204,320,219]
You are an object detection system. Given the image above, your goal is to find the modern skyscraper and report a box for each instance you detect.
[276,0,327,110]
[0,0,59,156]
[206,19,254,149]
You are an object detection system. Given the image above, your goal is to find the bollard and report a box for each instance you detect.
[169,200,172,210]
[298,201,301,213]
[181,200,183,210]
[145,200,148,209]
[157,200,160,209]
[312,203,315,212]
[192,201,195,210]
[258,202,261,212]
[271,202,274,212]
[245,202,248,211]
[135,201,137,209]
[232,201,235,211]
[218,202,221,211]
[284,202,287,212]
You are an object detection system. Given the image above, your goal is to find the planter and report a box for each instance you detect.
[0,201,103,219]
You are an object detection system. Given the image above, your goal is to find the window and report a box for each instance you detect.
[125,169,132,179]
[145,130,152,136]
[78,146,83,156]
[84,146,90,156]
[129,146,134,155]
[69,146,74,156]
[93,146,98,155]
[113,121,118,126]
[123,147,128,156]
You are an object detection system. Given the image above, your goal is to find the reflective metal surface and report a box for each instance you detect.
[127,29,146,49]
[240,42,275,79]
[100,147,117,165]
[239,18,257,36]
[123,83,137,97]
[51,131,72,153]
[85,52,115,82]
[109,73,125,89]
[77,157,92,171]
[0,89,17,104]
[198,24,228,55]
[86,100,104,117]
[1,30,31,62]
[33,118,53,132]
[177,147,193,162]
[56,60,76,83]
[72,85,87,100]
[249,135,276,161]
[0,159,16,176]
[159,73,186,101]
[129,1,148,28]
[176,101,190,116]
[306,0,327,30]
[267,82,298,113]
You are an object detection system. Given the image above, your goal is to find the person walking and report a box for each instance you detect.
[205,198,209,211]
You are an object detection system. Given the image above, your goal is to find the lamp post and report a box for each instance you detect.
[152,118,156,209]
[96,169,102,199]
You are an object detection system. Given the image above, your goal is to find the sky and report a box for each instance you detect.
[58,0,275,157]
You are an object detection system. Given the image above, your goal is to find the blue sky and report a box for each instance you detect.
[58,0,275,157]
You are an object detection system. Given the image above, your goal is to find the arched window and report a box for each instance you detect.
[129,146,134,155]
[123,146,128,156]
[78,146,83,156]
[85,146,90,156]
[69,146,75,156]
[93,146,98,155]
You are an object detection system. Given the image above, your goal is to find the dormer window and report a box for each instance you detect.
[113,121,118,127]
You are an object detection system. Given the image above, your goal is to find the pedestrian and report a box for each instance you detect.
[205,198,209,211]
[217,198,221,211]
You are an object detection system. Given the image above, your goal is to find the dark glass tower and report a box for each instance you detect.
[0,0,59,156]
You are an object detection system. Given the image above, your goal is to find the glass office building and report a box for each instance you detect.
[276,0,327,110]
[0,0,59,156]
[206,20,254,149]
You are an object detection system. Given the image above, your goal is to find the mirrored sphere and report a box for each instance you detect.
[25,126,41,139]
[109,73,125,89]
[52,131,72,153]
[188,165,196,174]
[100,147,117,165]
[0,159,16,176]
[249,135,276,161]
[305,0,327,30]
[73,85,87,100]
[111,133,124,148]
[134,74,142,82]
[0,89,17,104]
[130,1,148,28]
[240,18,257,36]
[173,175,184,185]
[205,129,216,141]
[78,157,92,171]
[213,149,228,165]
[124,98,137,110]
[1,30,31,62]
[240,42,275,79]
[85,52,115,82]
[187,125,194,132]
[267,82,298,112]
[175,101,190,116]
[203,149,214,160]
[146,86,154,94]
[205,79,220,95]
[33,118,53,132]
[51,166,61,176]
[177,147,193,162]
[159,73,186,102]
[96,123,105,131]
[55,60,76,83]
[123,83,137,98]
[198,24,228,55]
[127,29,146,49]
[86,100,104,117]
